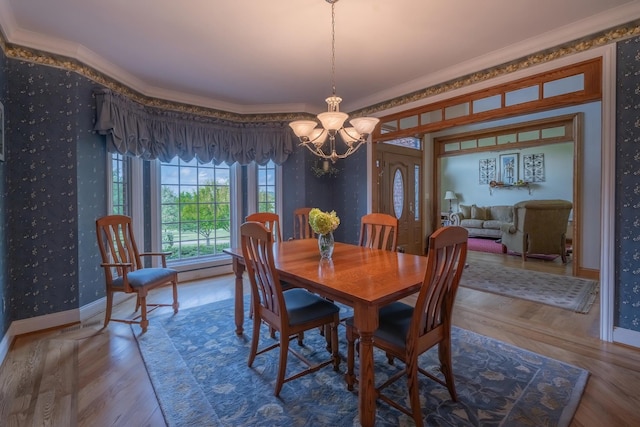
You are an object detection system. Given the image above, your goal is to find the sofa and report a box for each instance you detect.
[500,199,573,263]
[450,204,514,238]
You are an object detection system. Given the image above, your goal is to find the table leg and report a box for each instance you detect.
[354,305,378,427]
[232,257,245,336]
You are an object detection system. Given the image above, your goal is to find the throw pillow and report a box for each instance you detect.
[471,205,487,220]
[459,204,471,218]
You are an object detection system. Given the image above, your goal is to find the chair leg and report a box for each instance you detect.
[248,311,261,367]
[330,322,340,371]
[139,294,149,332]
[274,334,290,396]
[172,280,179,313]
[406,356,423,427]
[104,290,113,327]
[345,325,356,391]
[438,339,458,401]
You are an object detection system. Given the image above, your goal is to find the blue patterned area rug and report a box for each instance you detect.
[135,297,588,427]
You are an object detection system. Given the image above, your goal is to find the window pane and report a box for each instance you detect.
[160,159,231,261]
[111,153,128,215]
[257,160,276,213]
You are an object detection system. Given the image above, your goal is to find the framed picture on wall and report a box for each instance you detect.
[499,153,518,184]
[0,101,4,162]
[479,158,496,184]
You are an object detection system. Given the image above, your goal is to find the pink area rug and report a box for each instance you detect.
[467,237,559,261]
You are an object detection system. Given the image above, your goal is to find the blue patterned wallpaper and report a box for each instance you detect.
[615,35,640,332]
[76,86,107,307]
[5,59,104,322]
[332,148,368,244]
[0,48,8,336]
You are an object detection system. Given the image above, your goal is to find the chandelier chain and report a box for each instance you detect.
[330,1,336,96]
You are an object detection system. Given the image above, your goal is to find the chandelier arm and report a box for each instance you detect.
[300,140,332,160]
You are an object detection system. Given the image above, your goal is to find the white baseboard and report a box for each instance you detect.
[177,264,232,282]
[79,293,132,322]
[613,327,640,349]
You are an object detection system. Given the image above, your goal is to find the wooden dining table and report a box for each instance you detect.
[223,239,428,427]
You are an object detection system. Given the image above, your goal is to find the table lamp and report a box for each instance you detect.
[444,191,457,214]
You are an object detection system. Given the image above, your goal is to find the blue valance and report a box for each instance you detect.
[93,88,294,165]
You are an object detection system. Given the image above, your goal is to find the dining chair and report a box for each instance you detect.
[95,215,179,332]
[359,213,399,251]
[244,212,301,340]
[292,207,314,239]
[345,226,468,426]
[241,221,341,396]
[245,212,282,241]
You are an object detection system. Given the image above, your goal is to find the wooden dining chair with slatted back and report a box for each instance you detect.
[292,207,314,239]
[359,213,399,251]
[245,212,303,344]
[96,215,179,333]
[345,226,468,427]
[246,212,282,241]
[241,221,341,396]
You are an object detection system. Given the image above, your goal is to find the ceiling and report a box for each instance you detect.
[1,0,639,115]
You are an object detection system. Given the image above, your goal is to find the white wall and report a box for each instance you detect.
[441,142,574,209]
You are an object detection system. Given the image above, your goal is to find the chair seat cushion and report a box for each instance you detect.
[113,267,177,289]
[284,288,339,326]
[346,301,413,348]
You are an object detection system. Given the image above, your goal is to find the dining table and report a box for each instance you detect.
[223,238,429,427]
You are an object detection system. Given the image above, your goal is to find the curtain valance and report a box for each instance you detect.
[93,88,294,165]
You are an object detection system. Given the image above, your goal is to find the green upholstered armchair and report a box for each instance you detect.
[500,199,573,263]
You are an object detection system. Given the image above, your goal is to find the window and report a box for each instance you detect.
[257,160,276,213]
[160,158,231,261]
[108,153,280,273]
[110,153,128,215]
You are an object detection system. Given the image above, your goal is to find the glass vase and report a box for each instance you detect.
[318,232,335,260]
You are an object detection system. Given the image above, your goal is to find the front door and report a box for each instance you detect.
[374,143,423,255]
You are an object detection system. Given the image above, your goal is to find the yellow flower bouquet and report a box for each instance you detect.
[309,208,340,259]
[309,208,340,235]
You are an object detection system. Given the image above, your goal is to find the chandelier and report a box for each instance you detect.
[289,0,380,163]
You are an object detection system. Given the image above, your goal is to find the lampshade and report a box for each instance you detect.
[444,191,457,201]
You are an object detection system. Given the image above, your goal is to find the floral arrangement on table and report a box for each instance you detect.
[309,208,340,235]
[309,208,340,259]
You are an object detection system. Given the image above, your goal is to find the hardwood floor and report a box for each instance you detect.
[1,251,639,426]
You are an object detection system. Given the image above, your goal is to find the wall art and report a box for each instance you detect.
[523,153,545,182]
[479,158,496,184]
[499,153,518,184]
